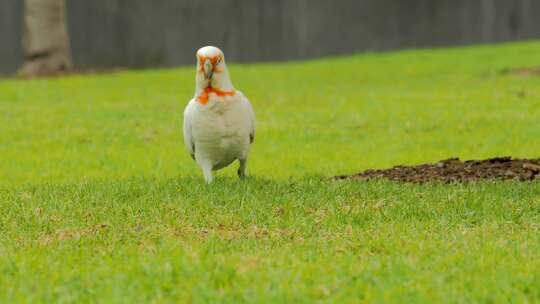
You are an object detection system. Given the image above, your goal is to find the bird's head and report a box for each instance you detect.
[195,46,234,93]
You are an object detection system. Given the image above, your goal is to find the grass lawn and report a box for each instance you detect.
[1,41,540,302]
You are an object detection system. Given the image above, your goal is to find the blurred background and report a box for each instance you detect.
[1,0,540,76]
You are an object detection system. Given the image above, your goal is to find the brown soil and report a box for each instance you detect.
[335,157,540,183]
[501,66,540,76]
[14,68,125,79]
[0,68,126,81]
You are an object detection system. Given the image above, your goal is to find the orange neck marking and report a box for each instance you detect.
[197,87,235,104]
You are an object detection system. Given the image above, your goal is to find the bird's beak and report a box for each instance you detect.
[203,59,213,79]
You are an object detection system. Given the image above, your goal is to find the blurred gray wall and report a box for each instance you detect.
[0,0,23,74]
[2,0,540,74]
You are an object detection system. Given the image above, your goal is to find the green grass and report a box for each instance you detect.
[1,41,540,302]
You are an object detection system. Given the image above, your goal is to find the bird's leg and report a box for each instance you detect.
[198,160,214,184]
[238,158,247,179]
[202,167,213,184]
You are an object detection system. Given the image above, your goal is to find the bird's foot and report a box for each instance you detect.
[237,169,246,179]
[238,158,248,180]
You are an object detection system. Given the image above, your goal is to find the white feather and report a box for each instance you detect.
[182,46,256,183]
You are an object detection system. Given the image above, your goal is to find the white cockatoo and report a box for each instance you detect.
[183,46,256,183]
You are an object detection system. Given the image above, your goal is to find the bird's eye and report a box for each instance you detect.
[217,57,222,64]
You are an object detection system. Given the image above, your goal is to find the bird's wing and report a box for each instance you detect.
[183,100,196,159]
[242,94,256,143]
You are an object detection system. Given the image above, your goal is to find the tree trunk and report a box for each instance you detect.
[17,0,72,77]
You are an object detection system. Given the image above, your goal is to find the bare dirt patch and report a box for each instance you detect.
[38,223,109,245]
[0,68,126,81]
[20,68,126,79]
[501,66,540,76]
[335,157,540,183]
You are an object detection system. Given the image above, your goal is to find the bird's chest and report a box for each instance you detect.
[192,98,245,143]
